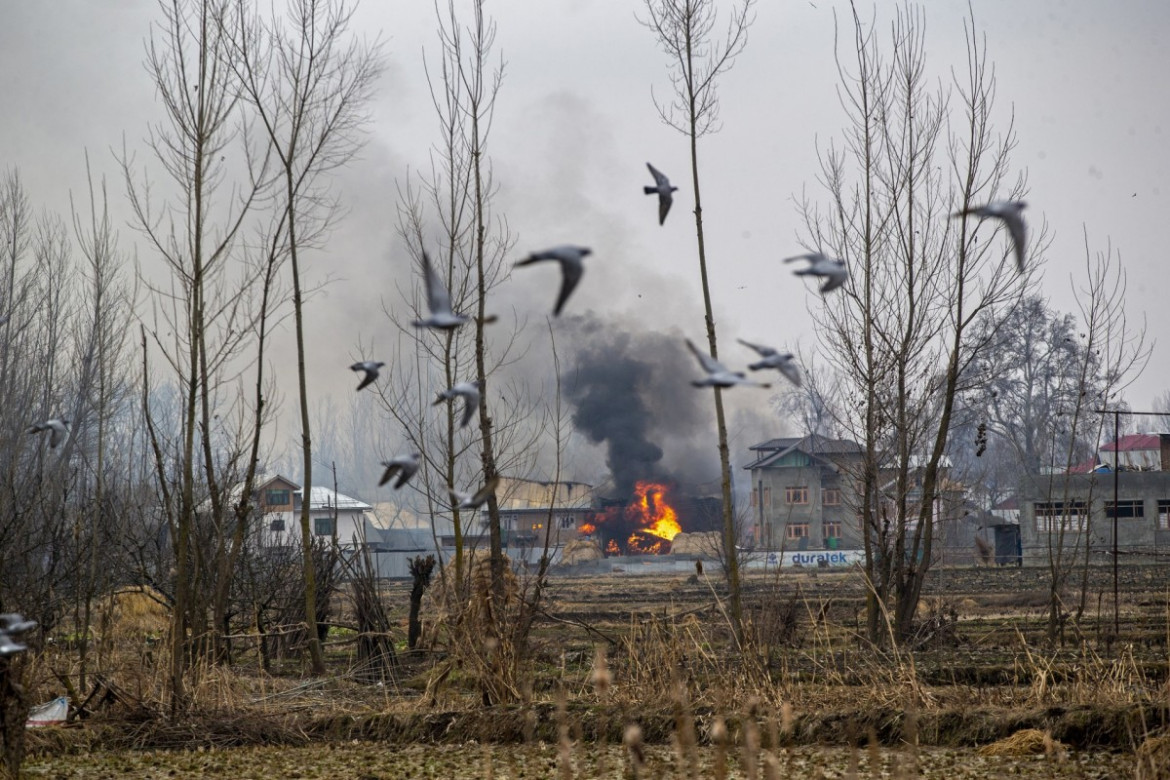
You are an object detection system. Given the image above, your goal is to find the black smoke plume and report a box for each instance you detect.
[562,315,713,497]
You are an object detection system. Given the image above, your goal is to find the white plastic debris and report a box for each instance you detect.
[26,696,68,728]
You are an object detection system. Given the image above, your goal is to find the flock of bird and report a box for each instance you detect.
[350,161,1028,508]
[2,162,1028,657]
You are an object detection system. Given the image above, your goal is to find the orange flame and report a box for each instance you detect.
[631,481,681,542]
[623,481,681,554]
[584,481,683,555]
[628,531,665,554]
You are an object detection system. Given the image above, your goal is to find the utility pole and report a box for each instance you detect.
[1095,408,1166,638]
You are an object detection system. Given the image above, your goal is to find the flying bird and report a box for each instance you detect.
[412,250,472,330]
[0,614,36,636]
[450,474,500,511]
[378,452,421,489]
[0,632,27,657]
[28,419,70,449]
[737,339,802,387]
[643,162,678,225]
[349,361,384,391]
[514,245,592,316]
[434,380,482,429]
[686,339,770,389]
[952,200,1028,273]
[784,252,849,294]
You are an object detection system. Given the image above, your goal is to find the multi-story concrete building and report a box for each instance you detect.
[1019,468,1170,563]
[744,435,864,551]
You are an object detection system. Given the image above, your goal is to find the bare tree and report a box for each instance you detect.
[799,4,1031,643]
[641,0,755,649]
[225,0,382,675]
[380,0,517,583]
[123,0,276,709]
[1032,237,1148,642]
[376,0,552,705]
[964,295,1107,476]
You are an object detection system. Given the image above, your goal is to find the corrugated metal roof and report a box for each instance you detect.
[301,486,371,511]
[749,437,803,451]
[1101,433,1163,452]
[744,434,862,469]
[1066,457,1103,474]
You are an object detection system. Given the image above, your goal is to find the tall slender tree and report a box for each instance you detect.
[641,0,755,647]
[123,0,269,709]
[226,0,382,674]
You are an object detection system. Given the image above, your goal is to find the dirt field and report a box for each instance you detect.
[17,563,1170,778]
[22,741,1134,779]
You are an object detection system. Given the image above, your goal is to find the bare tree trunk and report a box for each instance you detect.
[408,554,436,651]
[225,0,381,675]
[642,0,755,650]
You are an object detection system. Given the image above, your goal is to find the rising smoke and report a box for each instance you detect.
[561,313,717,497]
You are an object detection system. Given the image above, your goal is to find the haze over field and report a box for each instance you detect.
[2,0,1167,491]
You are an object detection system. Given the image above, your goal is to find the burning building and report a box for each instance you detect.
[561,318,726,558]
[576,479,721,556]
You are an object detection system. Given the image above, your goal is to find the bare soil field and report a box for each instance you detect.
[17,563,1170,778]
[22,741,1134,779]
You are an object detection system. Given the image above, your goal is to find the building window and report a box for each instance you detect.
[266,489,290,506]
[314,517,334,536]
[822,488,841,506]
[823,520,842,539]
[1159,500,1170,530]
[1034,500,1088,532]
[269,518,285,533]
[785,486,809,505]
[1105,499,1144,519]
[785,522,810,540]
[752,487,772,507]
[560,515,575,529]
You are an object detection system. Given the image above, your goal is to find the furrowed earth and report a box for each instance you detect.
[18,563,1170,778]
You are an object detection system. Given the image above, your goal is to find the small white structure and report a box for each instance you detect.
[247,475,374,549]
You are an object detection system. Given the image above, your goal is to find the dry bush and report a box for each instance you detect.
[1016,632,1154,707]
[417,554,547,707]
[96,588,171,641]
[614,612,775,709]
[908,597,964,651]
[745,588,801,651]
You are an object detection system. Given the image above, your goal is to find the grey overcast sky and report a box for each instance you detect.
[2,1,1168,478]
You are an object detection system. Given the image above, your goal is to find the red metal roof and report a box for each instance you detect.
[1100,433,1162,452]
[1066,457,1102,474]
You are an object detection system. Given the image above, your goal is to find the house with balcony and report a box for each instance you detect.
[744,435,864,551]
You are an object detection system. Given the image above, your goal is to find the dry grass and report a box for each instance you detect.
[1137,733,1170,779]
[977,728,1064,757]
[13,568,1170,777]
